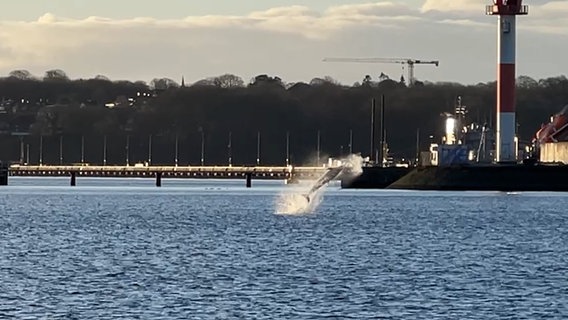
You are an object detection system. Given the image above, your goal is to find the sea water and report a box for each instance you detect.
[0,177,567,319]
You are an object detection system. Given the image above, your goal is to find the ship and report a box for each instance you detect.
[341,102,568,191]
[341,164,411,189]
[387,103,568,191]
[343,0,568,192]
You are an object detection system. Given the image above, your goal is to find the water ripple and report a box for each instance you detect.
[0,180,567,318]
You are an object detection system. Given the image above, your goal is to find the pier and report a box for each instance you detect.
[7,165,327,186]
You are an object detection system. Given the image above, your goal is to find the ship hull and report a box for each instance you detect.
[341,166,411,189]
[387,164,568,191]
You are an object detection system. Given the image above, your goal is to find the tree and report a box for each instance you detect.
[150,78,179,90]
[249,75,284,88]
[517,75,538,89]
[94,75,111,82]
[538,76,568,88]
[309,78,327,86]
[9,70,34,80]
[193,78,215,87]
[309,76,340,86]
[212,74,244,88]
[362,75,373,87]
[44,69,70,81]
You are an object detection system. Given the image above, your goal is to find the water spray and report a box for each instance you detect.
[275,154,363,215]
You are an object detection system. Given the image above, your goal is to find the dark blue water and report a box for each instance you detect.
[1,177,567,319]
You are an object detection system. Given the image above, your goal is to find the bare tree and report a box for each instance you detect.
[213,74,244,88]
[44,69,70,81]
[94,75,111,82]
[150,78,179,90]
[193,78,215,87]
[9,70,34,80]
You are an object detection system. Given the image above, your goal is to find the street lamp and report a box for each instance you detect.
[228,131,232,167]
[148,134,152,165]
[316,130,321,166]
[39,135,43,166]
[81,135,85,164]
[349,129,353,155]
[125,135,130,166]
[199,128,205,166]
[59,134,64,165]
[174,132,179,167]
[257,131,261,165]
[286,131,290,166]
[103,135,107,166]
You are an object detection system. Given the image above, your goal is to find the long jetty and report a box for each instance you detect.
[5,165,328,187]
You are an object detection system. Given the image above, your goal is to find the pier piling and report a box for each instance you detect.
[156,172,162,187]
[246,173,252,188]
[70,172,76,186]
[0,164,8,186]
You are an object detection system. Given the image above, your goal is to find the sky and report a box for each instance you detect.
[0,0,564,85]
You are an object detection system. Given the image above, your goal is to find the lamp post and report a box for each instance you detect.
[59,135,64,165]
[39,135,43,166]
[256,131,261,165]
[125,135,130,166]
[148,134,152,165]
[200,129,205,166]
[103,135,107,166]
[349,129,353,155]
[19,136,24,165]
[316,130,321,166]
[81,135,85,165]
[174,132,179,167]
[228,131,232,167]
[286,131,290,166]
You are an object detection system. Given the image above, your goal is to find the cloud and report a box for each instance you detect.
[421,0,486,13]
[0,1,565,84]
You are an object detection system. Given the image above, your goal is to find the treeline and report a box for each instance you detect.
[0,70,567,166]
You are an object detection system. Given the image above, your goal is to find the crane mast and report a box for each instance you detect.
[323,57,439,86]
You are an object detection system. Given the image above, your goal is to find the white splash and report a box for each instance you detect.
[343,153,364,176]
[274,154,364,215]
[275,187,324,215]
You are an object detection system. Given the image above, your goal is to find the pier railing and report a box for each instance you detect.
[8,165,327,180]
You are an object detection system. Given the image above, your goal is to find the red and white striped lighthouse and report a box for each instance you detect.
[486,0,528,162]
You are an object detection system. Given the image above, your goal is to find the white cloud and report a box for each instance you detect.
[0,1,565,84]
[421,0,486,13]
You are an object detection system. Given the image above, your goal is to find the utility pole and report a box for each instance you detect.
[316,130,321,166]
[39,135,43,166]
[349,129,353,155]
[228,131,232,167]
[416,128,421,165]
[174,132,179,167]
[257,131,261,165]
[125,135,130,166]
[200,130,205,166]
[148,134,152,165]
[19,136,24,165]
[379,95,386,167]
[103,135,107,166]
[81,135,85,164]
[286,131,290,166]
[59,135,63,165]
[371,98,377,164]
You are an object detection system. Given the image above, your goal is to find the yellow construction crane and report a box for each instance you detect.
[323,57,439,86]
